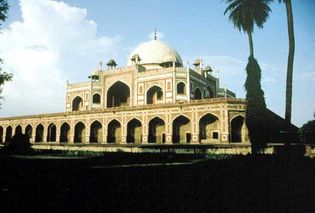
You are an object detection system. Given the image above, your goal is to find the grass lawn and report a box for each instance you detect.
[0,152,314,212]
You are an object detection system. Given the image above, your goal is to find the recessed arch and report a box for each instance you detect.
[74,122,86,143]
[177,82,186,95]
[172,115,191,143]
[89,120,103,143]
[47,123,57,142]
[148,117,165,143]
[5,126,12,142]
[127,118,142,143]
[107,119,121,143]
[146,85,163,104]
[72,96,84,111]
[15,125,22,135]
[207,86,214,98]
[25,125,33,140]
[107,81,130,107]
[60,122,70,143]
[194,88,202,100]
[231,115,245,143]
[93,93,101,104]
[35,124,44,142]
[0,126,3,142]
[199,113,220,142]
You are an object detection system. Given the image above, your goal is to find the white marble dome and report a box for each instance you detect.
[127,40,183,67]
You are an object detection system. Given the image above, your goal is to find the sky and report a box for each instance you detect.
[0,0,314,127]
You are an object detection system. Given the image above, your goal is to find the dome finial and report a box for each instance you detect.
[154,28,157,40]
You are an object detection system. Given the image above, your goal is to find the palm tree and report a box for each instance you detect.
[224,0,272,57]
[278,0,295,123]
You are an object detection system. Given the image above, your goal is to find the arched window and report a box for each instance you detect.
[207,86,214,98]
[5,126,12,142]
[15,125,22,135]
[0,126,3,143]
[72,96,83,111]
[107,81,130,107]
[147,86,163,104]
[93,94,101,104]
[177,82,186,95]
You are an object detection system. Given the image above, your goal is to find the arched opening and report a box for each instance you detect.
[147,86,163,104]
[127,119,142,144]
[47,123,56,142]
[207,86,214,98]
[199,113,220,142]
[107,81,130,107]
[74,122,86,143]
[15,125,22,135]
[35,124,44,142]
[107,120,121,143]
[0,126,3,142]
[172,115,191,144]
[60,123,70,143]
[5,126,12,142]
[72,96,84,111]
[93,93,101,104]
[231,116,245,143]
[194,88,202,100]
[25,125,33,140]
[177,82,186,95]
[90,121,103,143]
[148,117,165,143]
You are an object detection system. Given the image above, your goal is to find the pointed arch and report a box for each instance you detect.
[127,118,142,144]
[25,125,33,140]
[72,96,84,111]
[177,82,186,95]
[231,115,245,143]
[172,115,191,144]
[35,124,44,142]
[89,120,103,143]
[194,88,202,100]
[148,117,165,143]
[74,122,86,143]
[93,93,101,104]
[199,113,220,142]
[47,123,57,142]
[107,119,121,143]
[107,81,130,107]
[147,85,163,104]
[0,126,3,143]
[60,122,70,143]
[5,126,12,142]
[207,86,214,98]
[15,125,22,135]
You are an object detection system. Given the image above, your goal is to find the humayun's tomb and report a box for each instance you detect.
[0,35,258,152]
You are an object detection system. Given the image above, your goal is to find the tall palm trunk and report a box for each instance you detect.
[284,0,295,123]
[247,31,254,57]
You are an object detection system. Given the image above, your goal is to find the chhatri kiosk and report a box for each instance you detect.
[0,36,248,148]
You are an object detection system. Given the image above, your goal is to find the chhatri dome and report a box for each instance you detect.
[127,35,183,68]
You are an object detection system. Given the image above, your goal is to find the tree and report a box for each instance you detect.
[224,0,272,57]
[277,0,295,123]
[224,0,272,154]
[0,0,12,104]
[299,119,315,144]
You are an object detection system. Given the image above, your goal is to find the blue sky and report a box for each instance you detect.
[1,0,314,127]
